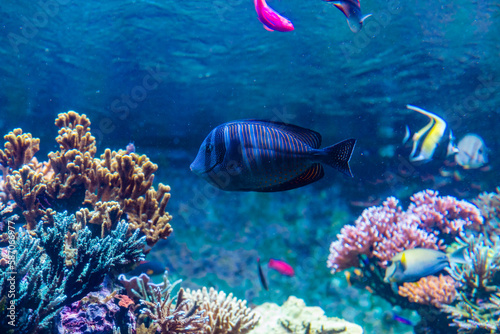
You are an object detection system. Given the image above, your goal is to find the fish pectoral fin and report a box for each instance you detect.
[263,24,275,32]
[257,164,324,192]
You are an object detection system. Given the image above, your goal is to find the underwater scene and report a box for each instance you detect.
[1,0,500,333]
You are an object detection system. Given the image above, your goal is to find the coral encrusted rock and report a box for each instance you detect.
[248,296,363,334]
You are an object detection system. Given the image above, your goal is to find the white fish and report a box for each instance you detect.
[455,134,488,169]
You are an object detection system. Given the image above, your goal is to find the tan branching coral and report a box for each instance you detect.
[76,201,124,237]
[398,275,458,308]
[5,165,48,229]
[123,184,173,247]
[1,110,173,249]
[184,287,261,334]
[0,128,40,170]
[47,111,96,199]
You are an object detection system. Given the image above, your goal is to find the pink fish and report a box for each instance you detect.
[268,259,295,276]
[324,0,371,33]
[254,0,294,32]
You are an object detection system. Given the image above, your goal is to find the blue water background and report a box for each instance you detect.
[1,0,499,331]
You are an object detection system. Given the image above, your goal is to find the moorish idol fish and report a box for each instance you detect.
[323,0,371,33]
[254,0,294,32]
[190,120,356,192]
[404,105,458,164]
[384,248,466,283]
[455,133,489,169]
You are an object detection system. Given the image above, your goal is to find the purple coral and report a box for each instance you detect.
[57,288,135,334]
[327,190,483,273]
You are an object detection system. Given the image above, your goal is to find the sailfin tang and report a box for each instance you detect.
[258,163,324,192]
[244,119,322,148]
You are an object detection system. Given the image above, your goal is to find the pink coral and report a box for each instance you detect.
[327,190,483,273]
[408,189,484,233]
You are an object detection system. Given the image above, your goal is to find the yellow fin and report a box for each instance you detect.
[401,252,407,268]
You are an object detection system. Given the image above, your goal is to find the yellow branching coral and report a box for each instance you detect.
[123,184,173,247]
[184,287,261,334]
[75,201,124,237]
[5,165,48,229]
[47,111,96,199]
[398,274,458,308]
[0,128,40,170]
[2,110,173,248]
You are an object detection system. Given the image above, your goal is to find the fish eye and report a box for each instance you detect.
[206,143,214,153]
[387,261,392,266]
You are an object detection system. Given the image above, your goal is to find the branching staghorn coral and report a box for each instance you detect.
[0,212,145,334]
[119,271,209,334]
[183,287,261,334]
[441,233,500,333]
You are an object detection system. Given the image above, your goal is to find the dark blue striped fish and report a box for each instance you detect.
[190,120,356,192]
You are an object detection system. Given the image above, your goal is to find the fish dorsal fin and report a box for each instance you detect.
[244,119,322,148]
[400,252,407,269]
[258,163,324,192]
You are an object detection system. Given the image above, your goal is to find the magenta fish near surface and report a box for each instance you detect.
[324,0,371,32]
[190,120,356,192]
[254,0,294,32]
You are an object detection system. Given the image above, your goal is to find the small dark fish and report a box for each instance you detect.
[404,105,458,164]
[257,258,269,291]
[190,120,356,192]
[324,0,371,33]
[393,314,414,326]
[126,260,165,277]
[184,301,198,318]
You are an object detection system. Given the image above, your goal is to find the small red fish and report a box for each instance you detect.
[254,0,294,32]
[268,259,295,276]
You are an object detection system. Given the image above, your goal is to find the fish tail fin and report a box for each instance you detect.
[403,125,411,144]
[448,246,468,264]
[322,138,356,177]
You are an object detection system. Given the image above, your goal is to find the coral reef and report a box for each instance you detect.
[442,232,500,333]
[120,271,210,333]
[327,190,483,273]
[0,111,173,247]
[473,187,500,236]
[0,111,177,333]
[0,212,145,333]
[327,189,494,334]
[247,296,363,334]
[119,271,262,334]
[183,286,261,334]
[56,283,136,334]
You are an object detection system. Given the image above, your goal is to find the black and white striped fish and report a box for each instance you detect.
[190,120,356,192]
